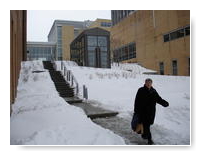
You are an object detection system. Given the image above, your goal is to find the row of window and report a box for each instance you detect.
[101,22,112,27]
[113,42,136,62]
[27,46,56,61]
[27,47,54,54]
[159,59,190,75]
[163,26,190,42]
[159,60,178,75]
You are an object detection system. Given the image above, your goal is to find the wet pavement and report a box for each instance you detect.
[69,100,147,145]
[70,101,118,119]
[93,116,148,145]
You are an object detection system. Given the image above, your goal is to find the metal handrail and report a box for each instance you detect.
[60,61,79,96]
[53,61,89,99]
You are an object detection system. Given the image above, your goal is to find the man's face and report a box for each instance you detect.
[145,81,152,89]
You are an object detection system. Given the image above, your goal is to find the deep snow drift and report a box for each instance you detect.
[10,60,125,145]
[58,61,190,145]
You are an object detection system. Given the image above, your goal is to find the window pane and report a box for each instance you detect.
[88,46,96,51]
[100,46,107,51]
[177,29,184,38]
[164,34,170,42]
[101,51,107,68]
[87,36,97,46]
[185,26,190,35]
[98,36,107,46]
[122,47,125,60]
[57,26,62,38]
[125,46,128,60]
[88,50,96,67]
[159,62,164,75]
[170,31,178,40]
[172,60,178,75]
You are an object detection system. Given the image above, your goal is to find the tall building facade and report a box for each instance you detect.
[111,10,190,76]
[10,10,27,111]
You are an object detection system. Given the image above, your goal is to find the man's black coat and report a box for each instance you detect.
[134,85,169,125]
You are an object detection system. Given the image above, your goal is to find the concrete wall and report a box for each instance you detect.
[10,10,27,111]
[62,25,74,60]
[111,10,190,76]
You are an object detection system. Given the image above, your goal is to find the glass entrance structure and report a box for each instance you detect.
[70,27,110,68]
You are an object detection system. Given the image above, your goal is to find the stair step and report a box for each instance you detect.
[60,95,74,97]
[57,90,74,93]
[63,97,83,104]
[87,112,119,119]
[56,87,73,89]
[59,92,74,95]
[43,61,75,98]
[56,89,74,91]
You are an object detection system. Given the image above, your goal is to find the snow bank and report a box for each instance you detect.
[10,61,125,145]
[112,62,157,74]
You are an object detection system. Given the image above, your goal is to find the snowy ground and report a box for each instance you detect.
[58,61,190,145]
[10,60,190,145]
[10,60,125,145]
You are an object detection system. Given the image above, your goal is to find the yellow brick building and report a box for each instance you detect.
[111,10,190,76]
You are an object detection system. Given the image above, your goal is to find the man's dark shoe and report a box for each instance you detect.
[141,134,148,139]
[147,139,154,145]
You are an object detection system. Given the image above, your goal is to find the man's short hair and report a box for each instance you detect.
[145,78,153,83]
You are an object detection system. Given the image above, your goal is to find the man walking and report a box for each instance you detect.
[134,78,169,145]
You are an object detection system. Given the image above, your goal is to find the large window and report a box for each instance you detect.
[113,42,136,62]
[163,25,190,42]
[98,36,107,52]
[87,36,108,67]
[87,36,97,67]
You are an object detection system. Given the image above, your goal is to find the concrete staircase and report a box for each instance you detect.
[43,61,118,119]
[43,61,74,98]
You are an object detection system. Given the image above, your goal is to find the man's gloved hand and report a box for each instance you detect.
[162,99,169,107]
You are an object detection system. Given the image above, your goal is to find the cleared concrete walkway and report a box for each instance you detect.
[66,99,118,119]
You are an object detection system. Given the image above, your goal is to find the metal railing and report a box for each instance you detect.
[53,61,88,99]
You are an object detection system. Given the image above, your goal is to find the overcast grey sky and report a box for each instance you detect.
[27,10,111,42]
